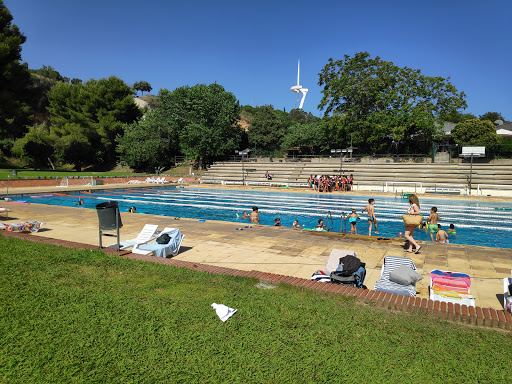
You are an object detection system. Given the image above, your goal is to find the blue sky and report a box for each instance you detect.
[5,0,512,119]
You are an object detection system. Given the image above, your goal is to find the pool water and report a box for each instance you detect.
[15,187,512,249]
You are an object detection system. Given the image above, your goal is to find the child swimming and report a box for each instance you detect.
[447,223,457,235]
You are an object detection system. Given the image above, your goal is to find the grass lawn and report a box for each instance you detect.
[0,169,145,180]
[1,236,511,383]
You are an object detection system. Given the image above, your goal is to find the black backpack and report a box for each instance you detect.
[335,255,362,277]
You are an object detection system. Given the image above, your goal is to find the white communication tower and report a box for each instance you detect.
[290,59,308,109]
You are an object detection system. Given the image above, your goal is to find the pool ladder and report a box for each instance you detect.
[326,211,334,232]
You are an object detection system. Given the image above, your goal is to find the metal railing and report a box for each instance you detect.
[384,181,422,193]
[477,184,512,195]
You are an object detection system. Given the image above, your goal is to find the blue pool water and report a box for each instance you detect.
[14,187,512,249]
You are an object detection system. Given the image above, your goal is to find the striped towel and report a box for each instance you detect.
[431,270,470,294]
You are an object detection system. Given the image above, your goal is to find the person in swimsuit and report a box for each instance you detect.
[128,206,136,213]
[362,198,379,236]
[447,223,457,235]
[242,211,249,219]
[274,218,281,226]
[345,209,359,234]
[316,219,325,230]
[436,224,449,243]
[427,207,440,242]
[292,219,301,229]
[404,194,421,253]
[250,206,260,224]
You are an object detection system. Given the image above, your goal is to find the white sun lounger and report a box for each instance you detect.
[115,224,158,250]
[132,227,185,257]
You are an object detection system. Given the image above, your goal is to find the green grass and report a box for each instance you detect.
[1,236,511,383]
[0,168,146,180]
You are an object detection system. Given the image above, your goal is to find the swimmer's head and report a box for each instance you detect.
[431,207,437,213]
[449,224,455,229]
[293,220,298,225]
[398,231,403,239]
[275,218,280,222]
[438,224,442,229]
[318,219,323,224]
[368,198,375,205]
[252,206,258,212]
[352,209,356,213]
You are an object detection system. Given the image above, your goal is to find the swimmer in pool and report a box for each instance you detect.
[345,209,359,235]
[250,206,260,224]
[128,206,136,213]
[316,219,325,231]
[76,198,84,206]
[447,223,457,235]
[242,211,249,219]
[436,224,449,243]
[292,219,301,229]
[274,218,281,226]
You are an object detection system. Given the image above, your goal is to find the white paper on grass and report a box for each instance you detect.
[211,303,237,322]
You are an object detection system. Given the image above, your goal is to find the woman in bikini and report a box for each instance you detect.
[405,194,421,253]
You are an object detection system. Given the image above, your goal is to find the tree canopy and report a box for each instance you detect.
[318,52,467,153]
[45,76,141,170]
[0,0,32,139]
[133,81,152,96]
[248,105,288,152]
[479,111,504,123]
[118,83,242,170]
[451,119,501,148]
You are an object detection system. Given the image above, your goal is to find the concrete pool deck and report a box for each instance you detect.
[1,185,511,311]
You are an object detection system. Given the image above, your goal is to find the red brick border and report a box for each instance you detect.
[2,230,510,331]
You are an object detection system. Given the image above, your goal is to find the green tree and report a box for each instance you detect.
[118,84,241,170]
[451,119,501,148]
[12,123,54,168]
[116,109,179,171]
[318,52,467,153]
[289,108,320,124]
[0,0,32,139]
[47,76,141,170]
[71,78,82,85]
[440,110,477,123]
[29,65,63,81]
[133,81,152,96]
[281,122,328,153]
[479,111,504,123]
[248,105,287,151]
[171,84,241,168]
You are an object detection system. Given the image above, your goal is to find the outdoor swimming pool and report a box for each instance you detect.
[14,187,512,249]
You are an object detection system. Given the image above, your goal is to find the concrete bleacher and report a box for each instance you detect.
[200,158,512,196]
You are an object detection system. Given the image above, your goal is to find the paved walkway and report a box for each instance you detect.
[1,195,510,310]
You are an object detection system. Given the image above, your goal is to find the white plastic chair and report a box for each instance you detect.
[115,224,158,250]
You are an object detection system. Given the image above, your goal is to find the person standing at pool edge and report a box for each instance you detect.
[250,206,260,224]
[405,194,421,253]
[362,199,378,236]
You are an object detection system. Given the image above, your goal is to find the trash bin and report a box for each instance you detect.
[12,170,17,176]
[96,201,123,231]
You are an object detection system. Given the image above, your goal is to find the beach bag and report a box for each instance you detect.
[402,214,423,226]
[336,255,362,276]
[331,265,366,287]
[156,233,171,244]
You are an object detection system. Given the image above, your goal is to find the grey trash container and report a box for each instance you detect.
[96,201,123,230]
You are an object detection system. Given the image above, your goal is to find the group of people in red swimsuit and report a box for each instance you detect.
[307,174,354,192]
